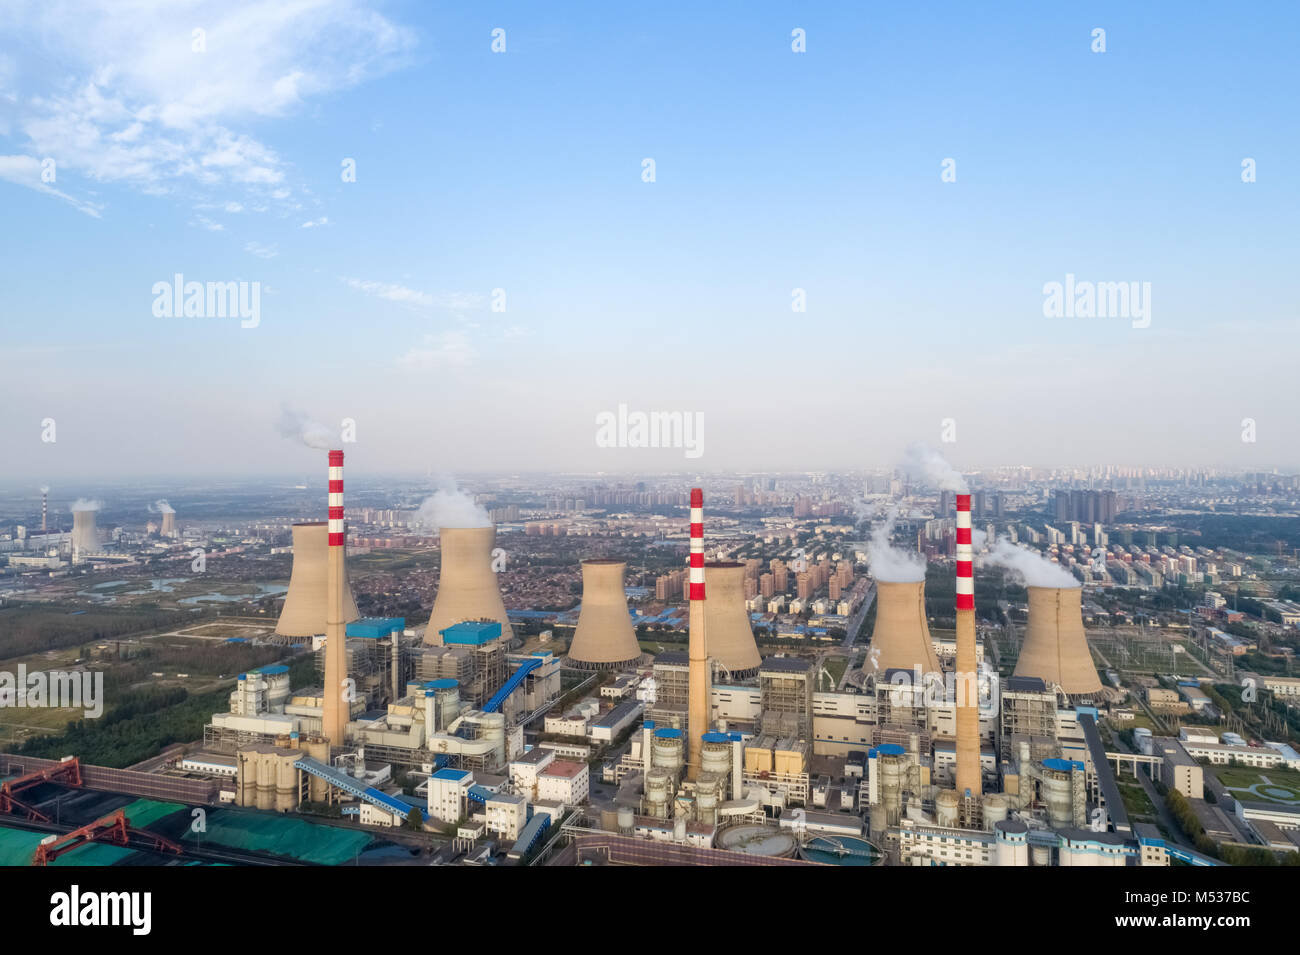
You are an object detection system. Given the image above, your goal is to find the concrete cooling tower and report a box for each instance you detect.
[566,559,642,670]
[71,508,98,555]
[425,526,514,645]
[868,580,941,676]
[275,522,360,638]
[1014,586,1102,696]
[702,561,761,677]
[160,511,176,538]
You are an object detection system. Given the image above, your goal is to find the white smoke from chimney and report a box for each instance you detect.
[866,507,926,583]
[901,442,969,493]
[413,475,490,530]
[981,536,1079,588]
[276,404,332,450]
[39,485,50,494]
[70,498,102,512]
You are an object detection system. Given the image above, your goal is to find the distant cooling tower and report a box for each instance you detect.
[868,580,941,676]
[1014,586,1102,696]
[425,526,514,645]
[702,562,761,677]
[71,509,98,555]
[275,522,360,638]
[160,511,176,538]
[567,559,642,670]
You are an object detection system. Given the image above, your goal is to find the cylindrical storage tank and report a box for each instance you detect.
[255,755,274,811]
[428,678,460,731]
[878,744,905,827]
[276,758,297,812]
[982,794,1008,828]
[1031,844,1051,867]
[1040,759,1075,830]
[599,808,618,832]
[696,773,722,825]
[617,806,635,832]
[1133,727,1153,755]
[700,732,730,777]
[645,769,671,818]
[652,728,684,776]
[994,819,1029,867]
[673,817,687,842]
[481,712,506,767]
[935,789,959,828]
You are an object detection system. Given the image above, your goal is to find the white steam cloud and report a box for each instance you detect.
[981,537,1080,588]
[39,485,49,495]
[413,475,490,530]
[70,498,102,512]
[151,499,175,514]
[866,507,926,583]
[276,405,332,450]
[901,442,968,493]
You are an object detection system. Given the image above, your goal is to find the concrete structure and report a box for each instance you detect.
[159,508,176,538]
[485,791,527,840]
[322,450,349,747]
[1014,586,1102,696]
[567,559,642,669]
[70,505,98,556]
[537,759,589,805]
[702,561,762,677]
[276,522,360,638]
[426,526,514,645]
[428,767,473,824]
[1156,738,1204,798]
[868,580,941,676]
[687,488,709,779]
[954,493,981,801]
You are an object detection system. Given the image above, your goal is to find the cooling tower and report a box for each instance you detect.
[1014,586,1102,696]
[425,526,514,645]
[567,559,642,669]
[703,562,761,677]
[71,508,98,555]
[868,580,941,676]
[160,511,176,538]
[275,522,360,638]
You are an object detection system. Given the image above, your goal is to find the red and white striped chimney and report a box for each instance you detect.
[687,487,709,779]
[955,494,973,610]
[328,450,345,547]
[954,491,981,799]
[322,449,348,747]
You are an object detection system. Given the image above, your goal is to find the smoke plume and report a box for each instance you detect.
[981,537,1079,588]
[70,498,102,512]
[276,404,332,450]
[39,485,49,495]
[901,443,968,493]
[151,499,175,514]
[866,507,926,582]
[413,475,490,530]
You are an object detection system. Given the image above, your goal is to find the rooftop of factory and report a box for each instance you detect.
[760,656,814,674]
[1004,676,1050,694]
[654,651,688,666]
[593,699,643,728]
[441,620,503,646]
[432,768,472,782]
[512,747,554,765]
[346,617,406,639]
[540,759,586,779]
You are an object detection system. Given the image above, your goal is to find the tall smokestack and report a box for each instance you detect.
[568,559,642,670]
[687,488,708,780]
[41,489,47,533]
[1015,586,1102,696]
[954,493,981,799]
[425,526,514,645]
[322,449,349,748]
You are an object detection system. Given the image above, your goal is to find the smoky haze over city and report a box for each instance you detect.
[0,0,1296,923]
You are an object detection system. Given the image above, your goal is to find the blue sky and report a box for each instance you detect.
[2,1,1297,480]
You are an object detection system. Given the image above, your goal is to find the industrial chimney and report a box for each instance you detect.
[71,506,98,557]
[867,580,941,676]
[1014,586,1102,696]
[41,488,47,533]
[702,561,761,677]
[275,522,360,639]
[954,493,981,800]
[425,526,514,645]
[686,488,709,780]
[321,449,349,748]
[567,559,642,670]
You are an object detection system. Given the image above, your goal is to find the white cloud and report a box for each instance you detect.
[244,240,279,259]
[4,1,416,207]
[341,277,485,311]
[301,216,329,228]
[0,154,103,217]
[397,330,475,370]
[190,213,224,231]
